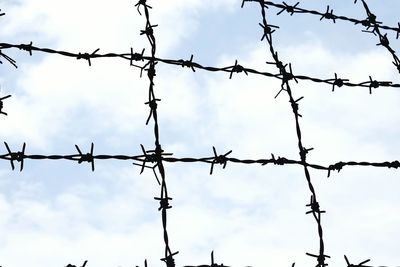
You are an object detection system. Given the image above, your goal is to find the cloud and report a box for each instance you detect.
[1,1,400,267]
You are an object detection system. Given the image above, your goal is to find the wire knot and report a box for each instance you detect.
[134,0,152,15]
[281,64,298,83]
[140,24,158,38]
[229,60,248,79]
[331,73,349,91]
[179,55,195,72]
[259,22,279,40]
[367,76,392,94]
[135,144,172,184]
[320,6,336,23]
[75,143,95,171]
[389,160,400,168]
[328,162,345,177]
[4,142,26,171]
[210,147,232,175]
[306,252,330,267]
[161,252,179,267]
[377,33,389,47]
[270,153,287,165]
[306,195,325,215]
[76,48,99,66]
[130,48,145,64]
[19,41,33,56]
[277,2,299,16]
[154,196,172,211]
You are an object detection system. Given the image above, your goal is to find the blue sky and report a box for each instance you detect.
[0,0,400,267]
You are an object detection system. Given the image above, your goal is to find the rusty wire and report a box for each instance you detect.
[1,0,400,267]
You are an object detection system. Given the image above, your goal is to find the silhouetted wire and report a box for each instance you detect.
[243,0,400,74]
[0,143,399,175]
[135,1,178,266]
[356,0,400,74]
[1,1,400,267]
[243,0,400,36]
[253,1,328,266]
[1,42,400,94]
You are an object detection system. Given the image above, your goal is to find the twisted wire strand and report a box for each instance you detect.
[1,42,400,94]
[255,1,327,266]
[243,0,400,36]
[0,142,399,176]
[135,1,178,266]
[356,0,400,74]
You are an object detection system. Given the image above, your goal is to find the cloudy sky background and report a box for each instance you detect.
[0,0,400,266]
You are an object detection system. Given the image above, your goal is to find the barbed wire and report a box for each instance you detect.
[252,1,328,266]
[242,0,400,36]
[134,1,178,267]
[1,42,400,95]
[243,0,400,74]
[356,0,400,74]
[1,142,399,175]
[1,0,400,267]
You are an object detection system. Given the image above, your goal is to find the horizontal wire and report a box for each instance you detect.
[1,42,400,93]
[0,143,398,176]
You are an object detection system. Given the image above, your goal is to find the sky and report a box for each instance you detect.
[0,0,400,267]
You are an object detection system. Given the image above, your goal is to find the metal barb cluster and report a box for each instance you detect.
[1,1,400,267]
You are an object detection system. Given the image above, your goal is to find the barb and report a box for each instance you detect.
[259,21,280,40]
[65,260,88,267]
[229,59,248,79]
[0,94,11,116]
[358,76,392,94]
[132,144,172,185]
[178,54,196,72]
[183,251,230,267]
[344,255,372,267]
[3,142,26,171]
[75,143,95,171]
[209,146,233,175]
[76,48,100,67]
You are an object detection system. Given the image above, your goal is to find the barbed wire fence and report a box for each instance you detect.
[0,0,399,267]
